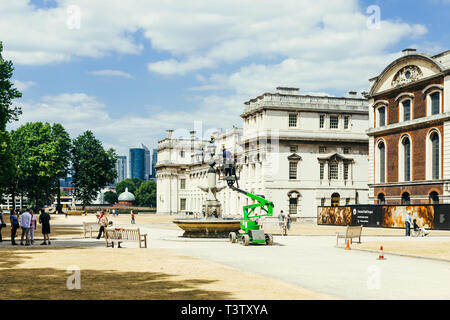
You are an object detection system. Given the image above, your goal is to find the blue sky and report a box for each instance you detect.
[2,0,449,156]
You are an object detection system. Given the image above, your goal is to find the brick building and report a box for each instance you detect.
[367,49,450,204]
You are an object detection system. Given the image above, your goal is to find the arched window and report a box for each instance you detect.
[331,193,340,207]
[376,140,386,183]
[377,106,386,127]
[400,99,412,122]
[377,193,385,204]
[429,191,439,204]
[431,132,440,180]
[430,92,441,115]
[399,136,411,182]
[401,192,410,205]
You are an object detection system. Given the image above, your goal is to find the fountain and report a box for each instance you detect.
[173,137,241,238]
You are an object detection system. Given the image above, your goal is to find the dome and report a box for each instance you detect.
[118,187,135,201]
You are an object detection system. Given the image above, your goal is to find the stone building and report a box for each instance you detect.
[367,49,450,204]
[156,87,370,220]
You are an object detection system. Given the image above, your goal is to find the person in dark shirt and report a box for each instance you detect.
[39,209,51,245]
[413,219,429,237]
[10,210,19,245]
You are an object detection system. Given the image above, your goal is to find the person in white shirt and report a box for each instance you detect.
[19,208,32,246]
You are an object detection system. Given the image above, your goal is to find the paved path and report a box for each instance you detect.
[135,223,450,300]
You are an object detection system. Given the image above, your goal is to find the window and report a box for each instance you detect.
[329,161,339,180]
[321,198,326,206]
[289,198,297,215]
[344,116,350,129]
[431,132,440,180]
[343,147,350,154]
[401,192,410,205]
[331,193,340,207]
[290,146,298,153]
[378,141,386,183]
[343,163,349,180]
[378,107,386,127]
[319,115,325,128]
[377,193,385,204]
[329,115,339,129]
[429,191,439,204]
[345,198,350,205]
[431,92,441,115]
[289,114,298,127]
[320,163,324,179]
[180,150,185,158]
[180,179,186,190]
[289,161,297,180]
[401,100,411,121]
[319,146,326,154]
[180,198,186,211]
[401,137,411,181]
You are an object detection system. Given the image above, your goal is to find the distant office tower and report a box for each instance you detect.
[142,144,151,181]
[115,156,127,184]
[150,149,157,179]
[129,148,145,180]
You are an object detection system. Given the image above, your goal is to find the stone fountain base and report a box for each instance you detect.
[173,217,241,238]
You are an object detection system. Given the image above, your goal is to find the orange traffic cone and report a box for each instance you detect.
[377,245,386,260]
[345,239,351,250]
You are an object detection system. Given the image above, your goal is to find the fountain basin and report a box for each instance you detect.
[173,218,241,238]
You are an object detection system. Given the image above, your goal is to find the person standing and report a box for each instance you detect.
[10,210,19,245]
[404,211,412,237]
[39,209,51,245]
[287,213,292,231]
[278,210,287,236]
[96,211,108,239]
[0,211,4,242]
[130,210,135,224]
[29,209,37,245]
[19,208,32,246]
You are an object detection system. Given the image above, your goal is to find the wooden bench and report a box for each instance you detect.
[105,228,147,248]
[83,222,100,238]
[260,216,288,236]
[336,225,363,246]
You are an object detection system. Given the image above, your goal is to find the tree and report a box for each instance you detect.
[115,178,142,195]
[104,190,118,205]
[10,122,72,209]
[0,41,22,131]
[72,131,117,208]
[0,130,16,202]
[135,180,156,207]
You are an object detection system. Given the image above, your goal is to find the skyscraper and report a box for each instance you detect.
[142,144,151,181]
[129,148,145,180]
[115,156,127,184]
[150,149,157,179]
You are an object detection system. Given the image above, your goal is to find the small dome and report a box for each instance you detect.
[118,187,135,201]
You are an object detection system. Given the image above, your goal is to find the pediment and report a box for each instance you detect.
[317,153,352,162]
[287,153,302,161]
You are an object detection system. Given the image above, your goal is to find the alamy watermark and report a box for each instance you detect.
[366,5,381,30]
[66,265,81,290]
[67,5,81,30]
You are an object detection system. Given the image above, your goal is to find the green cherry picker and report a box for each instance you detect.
[221,147,274,246]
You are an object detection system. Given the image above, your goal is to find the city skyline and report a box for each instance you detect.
[2,0,449,156]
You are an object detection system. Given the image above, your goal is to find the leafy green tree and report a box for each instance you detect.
[104,190,118,205]
[72,130,117,208]
[0,41,22,131]
[115,178,142,195]
[0,131,16,202]
[135,180,156,207]
[10,122,72,209]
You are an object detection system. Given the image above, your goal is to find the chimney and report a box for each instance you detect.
[402,48,417,56]
[348,91,357,98]
[166,129,173,139]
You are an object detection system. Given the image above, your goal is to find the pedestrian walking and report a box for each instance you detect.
[404,211,412,237]
[29,209,37,244]
[96,211,108,239]
[287,213,292,231]
[278,210,287,236]
[130,210,135,224]
[10,210,19,245]
[0,211,5,242]
[19,208,32,246]
[39,209,51,245]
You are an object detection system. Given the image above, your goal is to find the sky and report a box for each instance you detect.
[2,0,449,156]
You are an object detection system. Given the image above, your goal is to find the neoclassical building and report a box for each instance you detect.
[367,49,450,204]
[157,87,370,221]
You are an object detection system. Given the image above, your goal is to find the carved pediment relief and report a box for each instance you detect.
[391,65,423,87]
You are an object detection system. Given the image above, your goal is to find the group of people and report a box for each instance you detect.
[0,208,51,245]
[94,209,136,239]
[404,211,430,237]
[278,210,292,235]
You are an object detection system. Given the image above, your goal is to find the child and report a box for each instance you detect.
[131,210,135,224]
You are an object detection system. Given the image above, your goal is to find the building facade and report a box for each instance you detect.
[367,49,450,205]
[129,148,145,180]
[115,155,127,184]
[150,149,157,180]
[157,87,370,220]
[142,144,151,180]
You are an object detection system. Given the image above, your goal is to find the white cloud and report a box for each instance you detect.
[13,80,36,92]
[88,69,133,79]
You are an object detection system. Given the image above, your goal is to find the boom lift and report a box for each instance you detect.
[220,148,274,245]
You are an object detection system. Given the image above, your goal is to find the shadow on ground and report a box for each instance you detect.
[0,249,232,300]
